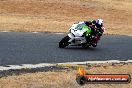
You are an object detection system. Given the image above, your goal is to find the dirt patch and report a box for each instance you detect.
[0,63,132,88]
[0,0,132,35]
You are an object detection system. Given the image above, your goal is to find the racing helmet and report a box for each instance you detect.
[97,19,104,27]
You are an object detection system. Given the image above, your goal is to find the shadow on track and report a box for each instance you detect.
[62,46,101,51]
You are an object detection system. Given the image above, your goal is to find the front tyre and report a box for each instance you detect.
[59,36,70,48]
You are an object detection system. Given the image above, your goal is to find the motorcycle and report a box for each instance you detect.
[59,22,102,48]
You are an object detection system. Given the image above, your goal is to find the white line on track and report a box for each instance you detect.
[0,60,132,71]
[57,60,132,65]
[0,31,65,34]
[32,32,39,33]
[0,31,131,36]
[1,31,10,32]
[55,33,65,35]
[0,63,54,71]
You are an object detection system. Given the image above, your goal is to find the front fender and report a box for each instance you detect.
[68,33,75,42]
[68,33,74,38]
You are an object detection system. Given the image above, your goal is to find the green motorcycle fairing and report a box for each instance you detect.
[82,25,92,36]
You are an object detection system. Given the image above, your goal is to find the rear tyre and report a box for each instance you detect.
[92,43,97,47]
[91,41,97,47]
[59,36,70,48]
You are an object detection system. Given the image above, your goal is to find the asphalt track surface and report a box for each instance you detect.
[0,32,132,66]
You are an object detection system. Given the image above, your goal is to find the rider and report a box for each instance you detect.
[82,19,104,46]
[92,19,105,36]
[92,19,105,43]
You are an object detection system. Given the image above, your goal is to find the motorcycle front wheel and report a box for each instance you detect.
[59,36,70,48]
